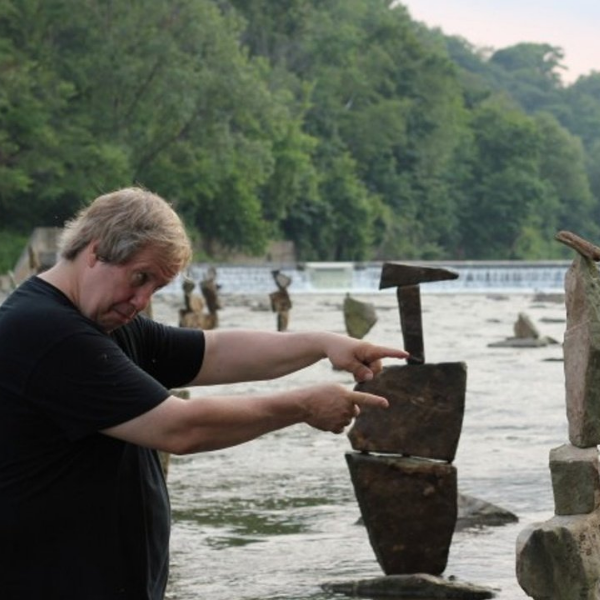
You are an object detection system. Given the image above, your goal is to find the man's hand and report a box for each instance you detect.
[302,383,389,434]
[324,337,409,383]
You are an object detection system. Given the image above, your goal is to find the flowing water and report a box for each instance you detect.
[151,288,569,600]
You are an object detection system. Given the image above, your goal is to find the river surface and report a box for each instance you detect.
[151,290,568,600]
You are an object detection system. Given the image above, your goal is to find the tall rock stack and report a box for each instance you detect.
[346,262,467,576]
[516,232,600,599]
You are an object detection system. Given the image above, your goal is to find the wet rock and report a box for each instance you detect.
[322,573,496,598]
[349,363,467,462]
[456,493,518,530]
[345,452,457,575]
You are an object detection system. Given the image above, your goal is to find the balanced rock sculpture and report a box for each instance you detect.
[269,270,292,332]
[516,231,600,599]
[346,262,467,577]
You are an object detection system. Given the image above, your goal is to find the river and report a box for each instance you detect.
[150,288,568,600]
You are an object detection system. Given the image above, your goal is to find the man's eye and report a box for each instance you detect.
[132,272,149,286]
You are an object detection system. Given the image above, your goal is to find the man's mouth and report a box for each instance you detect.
[113,306,137,322]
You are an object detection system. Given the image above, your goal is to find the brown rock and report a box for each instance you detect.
[397,285,424,364]
[379,262,459,289]
[345,452,457,575]
[348,363,467,462]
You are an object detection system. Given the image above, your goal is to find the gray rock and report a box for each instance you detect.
[564,322,600,447]
[516,511,600,600]
[550,444,600,515]
[456,493,518,530]
[343,294,377,339]
[487,336,559,348]
[514,312,540,339]
[564,254,600,329]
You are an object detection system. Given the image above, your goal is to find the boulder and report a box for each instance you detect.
[516,511,600,600]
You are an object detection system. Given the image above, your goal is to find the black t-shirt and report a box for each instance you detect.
[0,277,205,599]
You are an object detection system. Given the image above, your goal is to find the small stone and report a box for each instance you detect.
[343,294,377,339]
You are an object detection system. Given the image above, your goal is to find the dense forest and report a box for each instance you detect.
[1,0,599,270]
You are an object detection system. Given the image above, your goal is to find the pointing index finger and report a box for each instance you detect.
[365,346,410,361]
[351,391,389,409]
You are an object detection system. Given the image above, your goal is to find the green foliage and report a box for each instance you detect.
[0,229,28,273]
[1,0,600,264]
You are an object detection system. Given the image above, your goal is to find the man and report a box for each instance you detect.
[0,187,407,599]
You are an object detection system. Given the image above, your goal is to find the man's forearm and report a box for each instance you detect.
[192,329,334,385]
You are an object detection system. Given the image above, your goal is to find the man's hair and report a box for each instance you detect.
[59,187,192,274]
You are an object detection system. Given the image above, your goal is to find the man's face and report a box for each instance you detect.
[81,245,174,331]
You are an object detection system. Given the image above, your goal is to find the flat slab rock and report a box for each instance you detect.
[487,336,559,348]
[322,573,496,599]
[349,363,467,462]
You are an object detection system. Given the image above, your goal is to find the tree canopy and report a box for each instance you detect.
[1,0,599,267]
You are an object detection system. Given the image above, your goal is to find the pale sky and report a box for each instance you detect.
[398,0,600,84]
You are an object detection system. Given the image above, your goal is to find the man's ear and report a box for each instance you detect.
[87,242,100,267]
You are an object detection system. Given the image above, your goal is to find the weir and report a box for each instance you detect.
[171,260,571,295]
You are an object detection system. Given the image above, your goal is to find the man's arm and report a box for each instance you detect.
[101,383,388,454]
[192,329,408,386]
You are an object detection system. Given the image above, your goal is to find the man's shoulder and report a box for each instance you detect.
[0,277,100,347]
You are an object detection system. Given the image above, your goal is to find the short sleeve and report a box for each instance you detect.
[27,331,171,440]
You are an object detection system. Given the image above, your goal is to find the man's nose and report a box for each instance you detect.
[131,286,153,311]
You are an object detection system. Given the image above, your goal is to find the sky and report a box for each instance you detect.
[398,0,600,84]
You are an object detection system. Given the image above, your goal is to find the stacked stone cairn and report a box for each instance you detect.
[516,231,600,599]
[269,269,292,332]
[179,267,221,330]
[333,262,494,598]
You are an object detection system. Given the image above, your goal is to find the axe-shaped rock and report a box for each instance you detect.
[379,262,458,364]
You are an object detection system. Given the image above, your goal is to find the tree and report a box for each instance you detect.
[458,101,546,258]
